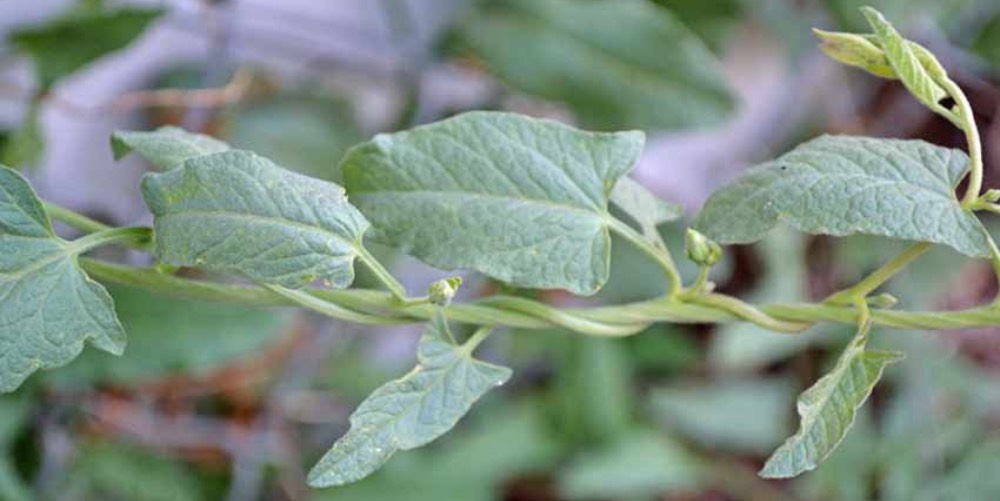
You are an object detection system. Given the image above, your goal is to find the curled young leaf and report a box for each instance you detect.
[694,135,989,257]
[813,28,896,78]
[861,7,951,116]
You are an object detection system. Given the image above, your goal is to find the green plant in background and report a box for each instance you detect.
[2,5,1000,491]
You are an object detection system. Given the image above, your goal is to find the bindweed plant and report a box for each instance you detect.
[2,6,998,487]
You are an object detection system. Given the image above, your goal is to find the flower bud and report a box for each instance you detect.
[428,277,463,306]
[813,28,896,79]
[980,189,1000,204]
[685,229,722,267]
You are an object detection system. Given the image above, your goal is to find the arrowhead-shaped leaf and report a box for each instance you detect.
[694,135,989,257]
[452,0,734,130]
[759,336,903,478]
[308,313,511,488]
[141,150,369,289]
[610,176,682,241]
[342,111,644,295]
[0,167,125,392]
[112,126,230,171]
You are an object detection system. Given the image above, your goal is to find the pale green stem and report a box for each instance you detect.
[66,227,152,255]
[461,325,494,353]
[937,79,985,207]
[44,201,113,234]
[262,283,408,325]
[683,293,811,333]
[355,246,409,301]
[685,266,711,295]
[77,258,1000,334]
[607,218,683,296]
[825,242,932,305]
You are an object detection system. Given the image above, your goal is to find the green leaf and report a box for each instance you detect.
[12,8,163,90]
[649,377,796,454]
[112,126,230,171]
[557,429,702,501]
[50,285,291,386]
[759,335,903,478]
[0,166,125,392]
[694,135,988,257]
[307,313,512,488]
[861,7,950,114]
[141,150,369,288]
[452,0,734,131]
[342,111,643,295]
[610,177,682,242]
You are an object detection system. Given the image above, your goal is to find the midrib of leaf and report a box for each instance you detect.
[156,210,363,249]
[361,352,472,440]
[352,191,605,219]
[0,242,70,282]
[491,6,722,100]
[419,126,604,210]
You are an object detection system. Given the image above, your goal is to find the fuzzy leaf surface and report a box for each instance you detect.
[694,136,987,256]
[760,338,903,478]
[141,150,369,288]
[343,111,643,295]
[0,167,125,392]
[112,126,230,171]
[308,314,511,487]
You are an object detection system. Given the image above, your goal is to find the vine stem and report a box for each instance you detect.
[262,284,410,325]
[941,79,985,207]
[80,258,1000,335]
[607,218,682,296]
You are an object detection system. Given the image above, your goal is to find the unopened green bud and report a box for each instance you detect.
[813,28,896,79]
[982,189,1000,204]
[685,229,722,267]
[428,277,463,306]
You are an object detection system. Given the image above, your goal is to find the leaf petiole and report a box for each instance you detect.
[355,245,410,302]
[64,226,152,255]
[607,217,683,296]
[43,200,113,234]
[824,242,932,306]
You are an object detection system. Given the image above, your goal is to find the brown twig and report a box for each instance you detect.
[0,66,254,118]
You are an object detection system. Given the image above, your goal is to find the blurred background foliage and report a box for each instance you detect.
[1,0,1000,500]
